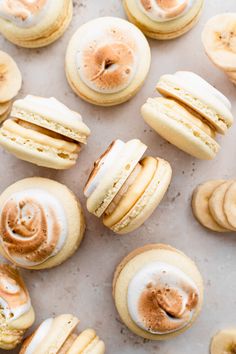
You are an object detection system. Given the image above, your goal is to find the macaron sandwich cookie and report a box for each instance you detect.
[192,180,236,232]
[0,95,90,169]
[202,13,236,85]
[141,71,234,160]
[0,0,73,48]
[0,177,85,270]
[123,0,204,40]
[113,244,204,340]
[65,17,151,106]
[0,264,35,349]
[19,314,105,354]
[0,51,22,123]
[84,139,172,234]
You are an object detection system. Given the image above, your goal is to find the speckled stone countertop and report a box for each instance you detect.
[0,1,236,353]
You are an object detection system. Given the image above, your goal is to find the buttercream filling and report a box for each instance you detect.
[76,22,140,94]
[0,265,31,322]
[137,0,194,22]
[84,140,125,198]
[0,189,68,267]
[24,318,53,354]
[128,262,199,334]
[0,0,49,28]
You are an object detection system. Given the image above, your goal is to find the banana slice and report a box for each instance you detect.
[211,328,236,354]
[224,181,236,229]
[192,180,229,232]
[0,51,22,103]
[0,100,11,115]
[202,13,236,72]
[209,181,236,231]
[226,71,236,84]
[0,103,11,123]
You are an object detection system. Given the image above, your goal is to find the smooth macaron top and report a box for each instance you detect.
[157,71,233,133]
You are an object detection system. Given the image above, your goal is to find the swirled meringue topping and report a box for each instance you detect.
[137,0,194,22]
[0,0,49,28]
[0,264,31,321]
[0,189,67,267]
[128,262,199,334]
[24,318,53,354]
[76,20,140,94]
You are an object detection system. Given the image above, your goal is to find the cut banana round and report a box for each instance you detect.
[192,180,229,232]
[0,103,11,123]
[209,181,236,231]
[0,100,11,116]
[0,51,22,103]
[224,182,236,229]
[211,328,236,354]
[202,13,236,72]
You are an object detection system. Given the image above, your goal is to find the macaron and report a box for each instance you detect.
[0,0,73,48]
[123,0,204,40]
[65,17,151,106]
[141,71,233,160]
[192,180,236,232]
[0,177,85,270]
[19,314,105,354]
[84,139,172,234]
[113,244,204,340]
[0,95,90,169]
[0,264,35,350]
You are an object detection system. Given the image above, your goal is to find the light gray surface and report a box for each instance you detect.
[0,1,236,353]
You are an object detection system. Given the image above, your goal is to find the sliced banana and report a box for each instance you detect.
[209,181,236,231]
[224,182,236,229]
[0,100,11,116]
[0,103,11,123]
[192,180,229,232]
[211,328,236,354]
[0,51,22,103]
[202,13,236,72]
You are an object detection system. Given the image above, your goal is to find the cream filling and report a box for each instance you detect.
[128,262,199,334]
[24,318,53,354]
[0,0,50,28]
[84,140,125,198]
[0,189,68,267]
[137,0,195,22]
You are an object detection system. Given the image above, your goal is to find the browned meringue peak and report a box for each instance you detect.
[0,0,47,21]
[140,0,189,20]
[0,265,30,319]
[0,191,66,267]
[138,283,198,333]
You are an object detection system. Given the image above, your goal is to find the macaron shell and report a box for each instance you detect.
[113,244,204,340]
[192,180,229,232]
[68,329,105,354]
[223,182,236,229]
[123,0,204,40]
[110,157,172,234]
[86,139,147,217]
[156,75,232,134]
[141,97,219,160]
[0,177,85,270]
[208,181,236,231]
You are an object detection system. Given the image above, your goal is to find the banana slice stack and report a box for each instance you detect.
[202,13,236,85]
[211,328,236,354]
[192,180,236,232]
[0,51,22,123]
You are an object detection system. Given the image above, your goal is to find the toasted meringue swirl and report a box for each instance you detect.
[138,0,194,22]
[0,264,31,321]
[0,189,67,267]
[76,21,139,94]
[0,0,48,27]
[128,262,199,334]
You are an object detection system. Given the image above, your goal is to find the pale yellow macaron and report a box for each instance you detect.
[65,17,151,106]
[0,177,85,270]
[0,0,73,48]
[84,139,172,234]
[0,264,35,350]
[0,95,90,169]
[19,314,105,354]
[123,0,204,40]
[141,71,233,160]
[113,244,204,340]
